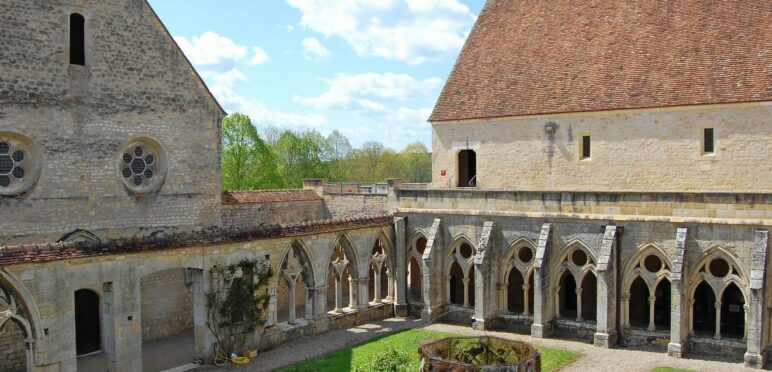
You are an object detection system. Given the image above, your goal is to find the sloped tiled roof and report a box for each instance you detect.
[430,0,772,122]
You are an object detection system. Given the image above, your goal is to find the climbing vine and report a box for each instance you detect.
[206,258,273,353]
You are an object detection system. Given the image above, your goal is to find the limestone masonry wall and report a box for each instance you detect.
[0,0,224,245]
[324,194,390,219]
[0,320,26,372]
[140,268,193,341]
[222,200,330,228]
[431,103,772,192]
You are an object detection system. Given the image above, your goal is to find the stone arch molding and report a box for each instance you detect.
[407,230,429,266]
[445,233,477,277]
[620,243,673,329]
[500,237,537,315]
[327,233,360,281]
[0,270,40,372]
[552,239,597,288]
[275,239,317,324]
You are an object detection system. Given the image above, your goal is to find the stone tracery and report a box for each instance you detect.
[621,244,673,331]
[554,242,597,322]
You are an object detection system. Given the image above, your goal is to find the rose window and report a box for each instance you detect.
[0,134,38,196]
[118,138,166,193]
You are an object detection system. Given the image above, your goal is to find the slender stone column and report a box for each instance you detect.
[648,295,656,331]
[348,274,358,310]
[745,229,768,368]
[393,217,408,316]
[554,286,561,318]
[523,283,530,316]
[744,305,750,341]
[621,293,630,328]
[386,268,394,301]
[372,253,387,303]
[283,266,303,324]
[575,287,583,322]
[331,258,349,313]
[714,301,722,340]
[463,278,470,307]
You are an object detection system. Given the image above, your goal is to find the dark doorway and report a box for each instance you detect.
[559,271,577,318]
[629,277,649,328]
[654,280,671,329]
[721,283,745,338]
[467,266,475,307]
[507,269,525,313]
[693,281,716,336]
[580,273,597,321]
[75,289,101,355]
[457,150,477,187]
[449,262,464,305]
[70,14,85,65]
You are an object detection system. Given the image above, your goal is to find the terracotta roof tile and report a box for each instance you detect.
[0,215,393,266]
[430,0,772,122]
[222,190,322,204]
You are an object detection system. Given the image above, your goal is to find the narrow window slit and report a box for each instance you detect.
[70,13,86,65]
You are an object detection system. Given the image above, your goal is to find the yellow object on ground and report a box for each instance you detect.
[230,356,250,365]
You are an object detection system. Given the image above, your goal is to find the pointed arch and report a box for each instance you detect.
[327,233,361,280]
[0,270,40,340]
[499,236,537,285]
[407,230,429,265]
[276,239,316,288]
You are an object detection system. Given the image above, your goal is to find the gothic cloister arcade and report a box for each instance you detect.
[553,242,597,322]
[621,244,672,332]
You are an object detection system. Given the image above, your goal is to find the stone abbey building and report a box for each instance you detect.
[0,0,770,371]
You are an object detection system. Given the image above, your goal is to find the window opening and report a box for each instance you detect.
[703,128,714,154]
[581,135,591,159]
[70,13,86,65]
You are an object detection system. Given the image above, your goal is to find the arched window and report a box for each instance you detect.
[70,13,86,65]
[457,150,477,187]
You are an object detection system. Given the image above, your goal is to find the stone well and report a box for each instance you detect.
[418,336,541,371]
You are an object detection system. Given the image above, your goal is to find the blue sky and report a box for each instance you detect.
[147,0,486,150]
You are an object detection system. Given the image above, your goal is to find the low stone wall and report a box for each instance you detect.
[258,303,395,352]
[324,194,390,219]
[553,319,596,340]
[493,314,533,334]
[619,328,669,350]
[0,321,26,372]
[140,269,194,341]
[689,337,746,361]
[221,200,330,228]
[443,305,474,326]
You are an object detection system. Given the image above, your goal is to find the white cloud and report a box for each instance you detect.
[200,69,249,88]
[175,31,270,68]
[174,32,248,66]
[293,72,442,110]
[286,0,476,64]
[301,37,331,60]
[250,46,271,65]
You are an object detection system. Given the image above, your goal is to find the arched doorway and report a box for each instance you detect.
[721,283,745,339]
[507,268,525,313]
[449,262,464,306]
[693,281,716,337]
[407,256,422,302]
[580,272,597,322]
[654,280,671,329]
[558,271,577,319]
[457,150,477,187]
[629,276,649,328]
[74,289,101,355]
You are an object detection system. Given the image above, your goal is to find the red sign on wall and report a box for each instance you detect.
[441,170,447,176]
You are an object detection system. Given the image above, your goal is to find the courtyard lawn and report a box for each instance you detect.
[279,328,581,372]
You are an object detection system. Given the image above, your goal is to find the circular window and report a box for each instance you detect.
[118,138,166,194]
[459,243,473,259]
[709,258,730,277]
[643,255,662,273]
[571,250,588,266]
[518,247,534,263]
[0,133,40,197]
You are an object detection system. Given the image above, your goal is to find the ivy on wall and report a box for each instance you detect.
[206,258,273,353]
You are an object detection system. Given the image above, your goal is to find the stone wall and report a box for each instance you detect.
[222,200,330,228]
[323,194,390,219]
[430,102,772,192]
[140,268,193,341]
[0,0,224,245]
[0,320,26,372]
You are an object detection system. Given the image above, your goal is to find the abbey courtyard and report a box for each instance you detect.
[0,0,770,371]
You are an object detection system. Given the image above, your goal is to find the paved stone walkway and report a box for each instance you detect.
[195,319,760,372]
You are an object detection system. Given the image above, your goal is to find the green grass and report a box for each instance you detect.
[279,328,581,372]
[652,368,698,372]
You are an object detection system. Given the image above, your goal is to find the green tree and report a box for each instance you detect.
[402,142,432,183]
[221,113,283,191]
[327,130,352,180]
[273,130,327,187]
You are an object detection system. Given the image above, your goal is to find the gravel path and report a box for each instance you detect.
[199,319,760,372]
